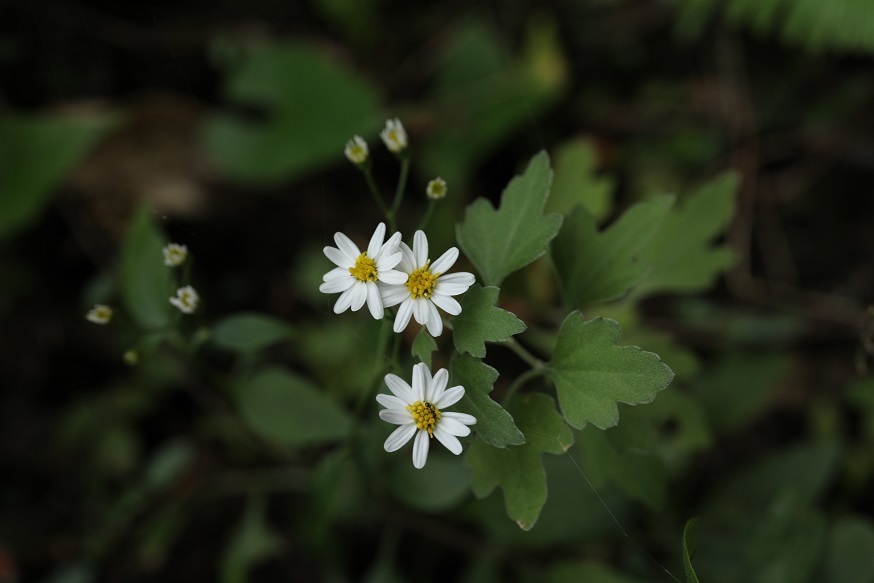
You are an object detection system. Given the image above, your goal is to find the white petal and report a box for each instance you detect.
[367,223,386,258]
[384,424,417,452]
[393,298,414,332]
[430,247,459,274]
[379,409,413,425]
[334,232,361,262]
[436,385,464,409]
[442,411,477,425]
[385,374,415,403]
[381,232,402,256]
[434,427,463,455]
[376,394,407,410]
[378,269,408,285]
[412,362,429,402]
[319,276,355,294]
[333,286,356,313]
[322,267,349,281]
[430,293,462,316]
[413,230,428,267]
[437,271,475,285]
[397,242,416,273]
[412,430,430,469]
[350,282,368,311]
[435,273,475,296]
[376,251,402,272]
[380,283,410,307]
[324,246,351,268]
[365,281,383,319]
[424,300,443,337]
[412,298,428,325]
[438,417,471,437]
[430,368,449,400]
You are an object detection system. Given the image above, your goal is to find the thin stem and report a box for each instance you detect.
[418,199,437,231]
[363,167,390,219]
[354,318,392,419]
[503,367,547,404]
[388,155,411,227]
[504,338,544,369]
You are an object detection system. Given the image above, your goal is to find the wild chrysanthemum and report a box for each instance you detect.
[344,135,369,165]
[380,118,408,154]
[426,177,447,200]
[163,243,188,267]
[377,362,476,469]
[319,222,407,320]
[170,285,199,314]
[379,230,475,336]
[86,304,113,325]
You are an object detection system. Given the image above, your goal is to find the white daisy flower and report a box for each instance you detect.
[86,304,113,325]
[170,285,199,314]
[344,135,368,165]
[319,222,408,320]
[380,118,408,154]
[426,177,447,200]
[163,243,188,267]
[377,362,477,469]
[379,230,475,337]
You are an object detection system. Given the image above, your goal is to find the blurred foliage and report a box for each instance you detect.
[2,0,874,581]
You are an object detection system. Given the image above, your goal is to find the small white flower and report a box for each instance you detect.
[380,118,408,154]
[344,135,369,165]
[377,362,476,469]
[86,304,113,325]
[379,230,475,337]
[170,285,199,314]
[319,222,408,319]
[426,177,447,200]
[163,243,188,267]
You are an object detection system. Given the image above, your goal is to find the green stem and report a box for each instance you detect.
[418,199,437,231]
[363,167,390,219]
[504,338,544,369]
[503,367,547,404]
[388,156,411,229]
[354,318,392,419]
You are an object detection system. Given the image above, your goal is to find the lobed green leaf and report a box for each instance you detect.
[411,328,438,368]
[451,286,527,358]
[546,138,614,221]
[450,354,524,448]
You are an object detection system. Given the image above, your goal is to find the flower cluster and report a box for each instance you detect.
[320,225,474,337]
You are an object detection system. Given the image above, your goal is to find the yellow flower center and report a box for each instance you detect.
[349,253,378,282]
[405,263,438,299]
[407,400,442,437]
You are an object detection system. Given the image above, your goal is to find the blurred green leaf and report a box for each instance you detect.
[237,367,351,446]
[466,392,573,530]
[549,312,675,429]
[411,327,437,367]
[547,138,614,221]
[221,496,283,583]
[121,205,173,329]
[451,286,527,358]
[826,517,874,583]
[386,456,472,512]
[0,114,113,239]
[552,197,673,308]
[547,561,649,583]
[203,42,381,184]
[450,353,525,448]
[846,377,874,442]
[145,440,195,489]
[683,518,701,583]
[456,151,562,287]
[632,172,738,298]
[212,312,295,353]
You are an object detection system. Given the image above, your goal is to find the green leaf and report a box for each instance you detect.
[386,456,472,512]
[237,368,351,446]
[451,286,527,357]
[203,42,381,184]
[212,312,295,353]
[552,197,673,307]
[221,496,282,583]
[450,354,524,448]
[548,561,649,583]
[120,205,173,329]
[683,518,701,583]
[826,517,874,583]
[546,138,614,221]
[411,328,437,368]
[466,392,573,530]
[456,151,563,287]
[0,114,113,239]
[632,172,738,298]
[548,312,675,429]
